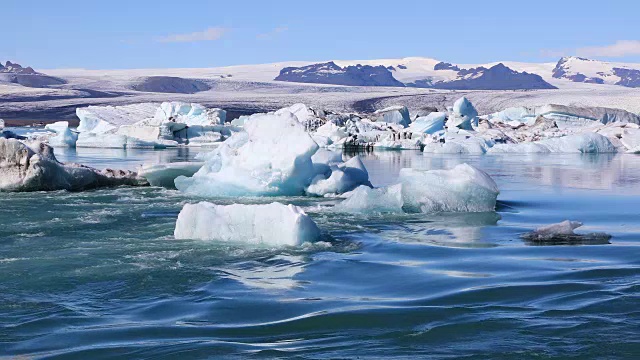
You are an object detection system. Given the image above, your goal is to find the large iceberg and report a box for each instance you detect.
[174,202,321,246]
[74,102,234,149]
[335,164,499,214]
[175,111,320,196]
[488,133,616,153]
[0,138,147,192]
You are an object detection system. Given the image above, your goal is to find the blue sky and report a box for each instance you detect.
[2,0,639,69]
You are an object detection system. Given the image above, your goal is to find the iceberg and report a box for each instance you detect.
[334,184,404,213]
[45,121,78,148]
[138,162,204,189]
[399,164,499,213]
[76,103,158,133]
[175,111,320,197]
[373,106,411,127]
[174,202,321,246]
[75,102,234,148]
[521,220,611,245]
[306,156,373,196]
[0,138,147,192]
[447,97,478,130]
[408,112,446,134]
[335,164,499,214]
[488,133,616,153]
[423,131,494,154]
[154,101,226,126]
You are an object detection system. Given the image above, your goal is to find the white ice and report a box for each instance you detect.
[45,121,78,148]
[407,112,446,134]
[175,111,319,196]
[174,202,321,246]
[335,163,499,214]
[398,164,499,213]
[306,156,372,196]
[334,184,404,213]
[373,106,411,128]
[138,162,204,189]
[447,97,478,130]
[488,133,616,153]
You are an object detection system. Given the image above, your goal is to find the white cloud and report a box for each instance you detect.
[157,27,228,43]
[576,40,640,58]
[257,26,288,40]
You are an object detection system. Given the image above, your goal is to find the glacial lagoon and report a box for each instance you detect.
[1,145,639,358]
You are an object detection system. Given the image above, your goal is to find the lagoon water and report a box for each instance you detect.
[1,144,639,358]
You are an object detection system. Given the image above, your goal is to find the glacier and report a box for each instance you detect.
[174,202,321,246]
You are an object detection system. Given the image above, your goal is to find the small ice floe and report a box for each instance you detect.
[138,162,204,189]
[521,220,611,245]
[174,202,322,246]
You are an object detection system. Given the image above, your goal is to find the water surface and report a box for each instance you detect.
[1,148,639,359]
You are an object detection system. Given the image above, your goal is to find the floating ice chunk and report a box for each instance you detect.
[230,115,250,126]
[306,156,372,196]
[620,128,640,150]
[76,132,157,149]
[154,102,226,126]
[399,164,499,213]
[408,112,446,134]
[45,121,78,148]
[76,103,158,133]
[373,106,411,127]
[0,119,4,130]
[174,202,321,246]
[314,122,347,145]
[488,133,616,153]
[521,220,611,245]
[0,138,147,192]
[374,136,423,150]
[447,97,478,130]
[276,103,315,124]
[334,184,404,213]
[487,142,550,153]
[175,112,319,196]
[311,149,343,175]
[423,132,493,154]
[139,162,204,189]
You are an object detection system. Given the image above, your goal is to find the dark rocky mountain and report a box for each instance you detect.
[433,62,460,71]
[416,63,557,90]
[275,61,405,87]
[0,61,66,88]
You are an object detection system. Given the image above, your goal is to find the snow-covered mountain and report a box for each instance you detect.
[275,61,404,87]
[552,56,640,87]
[410,63,556,90]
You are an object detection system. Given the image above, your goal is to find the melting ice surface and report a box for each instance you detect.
[1,146,640,359]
